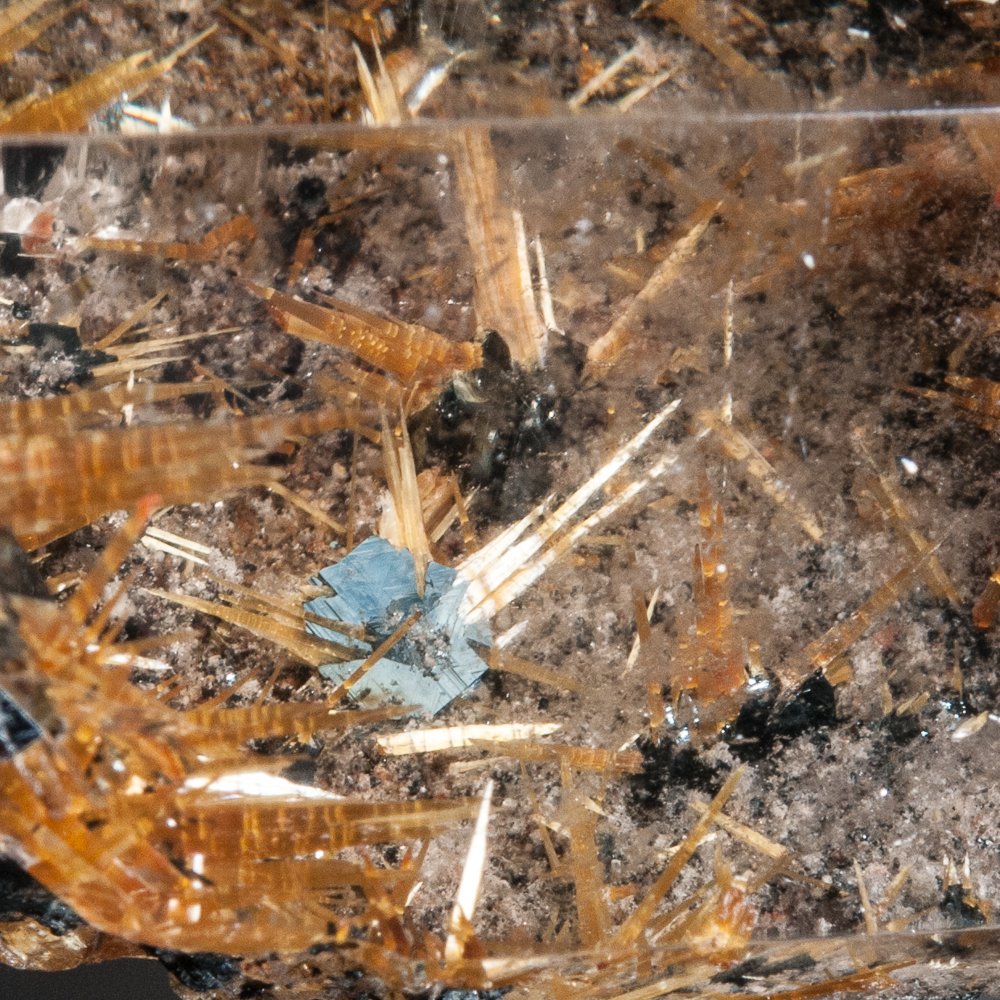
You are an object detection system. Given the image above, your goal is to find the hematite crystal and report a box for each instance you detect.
[306,537,492,715]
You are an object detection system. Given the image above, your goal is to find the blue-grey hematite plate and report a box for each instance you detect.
[305,536,492,715]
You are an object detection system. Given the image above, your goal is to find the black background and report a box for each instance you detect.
[0,959,180,999]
